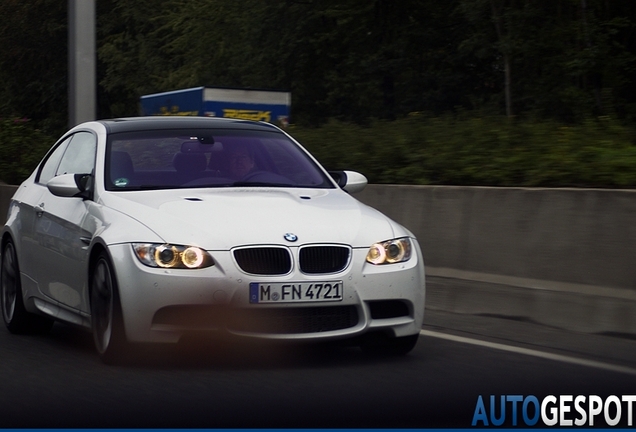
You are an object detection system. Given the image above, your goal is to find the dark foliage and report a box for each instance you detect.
[1,0,636,186]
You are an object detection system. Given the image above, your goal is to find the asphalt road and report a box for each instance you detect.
[1,306,635,428]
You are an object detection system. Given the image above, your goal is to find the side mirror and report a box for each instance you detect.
[47,173,92,199]
[329,170,368,193]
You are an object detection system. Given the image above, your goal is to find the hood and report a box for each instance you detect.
[98,187,399,250]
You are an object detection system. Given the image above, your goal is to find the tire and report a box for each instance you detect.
[1,240,54,334]
[90,252,127,364]
[360,332,420,356]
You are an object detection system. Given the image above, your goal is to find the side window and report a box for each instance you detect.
[56,132,97,176]
[37,136,72,185]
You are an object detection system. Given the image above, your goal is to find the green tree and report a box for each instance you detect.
[0,0,67,134]
[97,0,175,117]
[457,0,636,121]
[0,118,54,184]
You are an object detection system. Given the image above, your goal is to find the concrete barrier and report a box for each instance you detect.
[2,182,635,335]
[354,185,636,336]
[355,185,636,292]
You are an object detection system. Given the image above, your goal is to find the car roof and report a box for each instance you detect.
[97,116,282,134]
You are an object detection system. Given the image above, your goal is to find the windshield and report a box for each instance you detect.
[105,128,334,191]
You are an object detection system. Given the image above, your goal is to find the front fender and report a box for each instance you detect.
[85,201,163,247]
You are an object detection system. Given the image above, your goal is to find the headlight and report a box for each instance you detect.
[132,243,214,269]
[366,237,412,265]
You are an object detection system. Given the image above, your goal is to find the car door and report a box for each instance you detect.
[15,135,72,296]
[32,131,97,313]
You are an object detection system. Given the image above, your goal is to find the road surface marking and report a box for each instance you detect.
[420,329,636,376]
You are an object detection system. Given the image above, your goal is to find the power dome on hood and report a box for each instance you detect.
[98,187,396,250]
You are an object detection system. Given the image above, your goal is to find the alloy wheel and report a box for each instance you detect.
[1,242,18,324]
[91,257,114,354]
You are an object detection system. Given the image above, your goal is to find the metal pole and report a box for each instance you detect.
[68,0,96,128]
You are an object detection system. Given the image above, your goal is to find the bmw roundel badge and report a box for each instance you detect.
[284,233,298,242]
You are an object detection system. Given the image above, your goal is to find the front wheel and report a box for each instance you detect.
[90,252,127,364]
[360,332,420,356]
[1,240,53,334]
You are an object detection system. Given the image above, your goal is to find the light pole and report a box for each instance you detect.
[68,0,96,128]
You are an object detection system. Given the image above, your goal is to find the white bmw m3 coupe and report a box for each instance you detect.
[1,116,425,363]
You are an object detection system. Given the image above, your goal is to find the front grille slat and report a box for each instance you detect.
[234,247,292,275]
[233,245,351,276]
[299,246,350,274]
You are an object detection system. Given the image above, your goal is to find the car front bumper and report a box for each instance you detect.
[107,242,425,344]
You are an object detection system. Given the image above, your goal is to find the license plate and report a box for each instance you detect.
[249,281,343,304]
